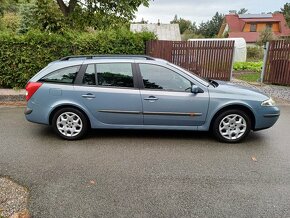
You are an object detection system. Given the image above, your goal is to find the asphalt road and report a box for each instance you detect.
[1,106,290,218]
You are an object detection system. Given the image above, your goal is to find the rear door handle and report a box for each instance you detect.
[82,93,95,99]
[144,96,158,101]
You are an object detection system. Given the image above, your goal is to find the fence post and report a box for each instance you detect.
[260,42,269,83]
[230,41,235,81]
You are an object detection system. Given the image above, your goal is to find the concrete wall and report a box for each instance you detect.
[130,24,181,41]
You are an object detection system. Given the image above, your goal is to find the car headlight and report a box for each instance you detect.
[261,98,276,106]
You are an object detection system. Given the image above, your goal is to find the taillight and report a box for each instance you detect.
[25,82,42,101]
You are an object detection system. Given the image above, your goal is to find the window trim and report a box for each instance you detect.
[136,63,193,93]
[74,64,89,85]
[80,64,97,86]
[38,65,81,85]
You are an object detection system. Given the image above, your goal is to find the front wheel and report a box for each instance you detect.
[52,107,88,140]
[212,109,251,143]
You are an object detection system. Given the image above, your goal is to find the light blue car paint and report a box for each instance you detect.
[25,56,280,141]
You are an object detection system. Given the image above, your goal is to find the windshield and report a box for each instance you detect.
[167,63,210,87]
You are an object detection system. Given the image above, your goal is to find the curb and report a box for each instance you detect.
[0,95,26,102]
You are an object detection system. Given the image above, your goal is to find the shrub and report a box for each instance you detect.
[233,61,263,72]
[0,29,156,88]
[247,46,264,61]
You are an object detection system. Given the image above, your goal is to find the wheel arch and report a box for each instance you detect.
[49,104,91,128]
[209,104,256,130]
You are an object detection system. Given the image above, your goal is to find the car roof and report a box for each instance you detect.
[46,55,170,67]
[31,55,209,87]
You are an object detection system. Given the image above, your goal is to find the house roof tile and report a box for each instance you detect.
[224,13,290,43]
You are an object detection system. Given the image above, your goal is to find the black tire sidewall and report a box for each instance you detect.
[213,109,251,143]
[52,107,88,140]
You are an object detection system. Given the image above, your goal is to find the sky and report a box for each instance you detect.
[134,0,289,25]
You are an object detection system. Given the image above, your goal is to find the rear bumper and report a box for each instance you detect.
[24,101,50,125]
[24,107,32,115]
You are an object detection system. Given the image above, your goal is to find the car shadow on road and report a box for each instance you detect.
[34,125,266,146]
[87,128,212,140]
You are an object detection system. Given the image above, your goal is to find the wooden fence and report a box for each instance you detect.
[146,40,235,81]
[263,40,290,86]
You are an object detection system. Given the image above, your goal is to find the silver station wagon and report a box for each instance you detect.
[25,55,280,143]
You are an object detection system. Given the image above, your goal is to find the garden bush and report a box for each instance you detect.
[247,46,264,61]
[0,28,155,88]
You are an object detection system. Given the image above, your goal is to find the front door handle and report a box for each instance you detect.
[144,96,158,101]
[82,93,95,99]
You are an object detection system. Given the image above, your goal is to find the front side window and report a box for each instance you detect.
[96,63,134,88]
[40,66,80,84]
[139,64,192,92]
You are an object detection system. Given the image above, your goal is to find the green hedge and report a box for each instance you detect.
[0,29,155,88]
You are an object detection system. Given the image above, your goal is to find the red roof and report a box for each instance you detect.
[224,13,290,43]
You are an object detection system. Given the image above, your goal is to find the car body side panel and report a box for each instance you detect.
[73,85,143,126]
[197,87,280,131]
[25,83,91,125]
[140,90,209,126]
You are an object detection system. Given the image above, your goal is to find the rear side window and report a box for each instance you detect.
[82,64,96,85]
[40,66,80,84]
[96,63,134,88]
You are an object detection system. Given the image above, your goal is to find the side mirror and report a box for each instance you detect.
[191,85,204,94]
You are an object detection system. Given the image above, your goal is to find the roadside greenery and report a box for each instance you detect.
[233,61,263,72]
[234,61,262,82]
[0,29,155,88]
[236,72,260,83]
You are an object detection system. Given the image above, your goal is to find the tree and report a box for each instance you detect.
[18,0,65,33]
[170,15,197,34]
[16,0,150,32]
[0,0,28,15]
[0,0,28,31]
[256,28,276,46]
[197,12,224,38]
[281,3,290,27]
[55,0,150,20]
[238,8,248,15]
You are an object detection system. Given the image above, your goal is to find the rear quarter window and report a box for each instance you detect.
[39,66,80,84]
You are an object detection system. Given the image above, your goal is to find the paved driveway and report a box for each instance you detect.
[1,106,290,217]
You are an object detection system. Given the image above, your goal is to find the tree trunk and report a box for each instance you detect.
[56,0,78,16]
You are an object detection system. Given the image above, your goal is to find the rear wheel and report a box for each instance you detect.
[213,109,251,143]
[52,107,88,140]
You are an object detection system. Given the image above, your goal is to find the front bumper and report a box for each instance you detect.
[254,106,280,131]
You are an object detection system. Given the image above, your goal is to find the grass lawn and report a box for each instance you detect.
[235,72,261,82]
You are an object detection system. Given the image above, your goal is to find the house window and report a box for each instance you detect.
[266,23,273,30]
[250,23,257,32]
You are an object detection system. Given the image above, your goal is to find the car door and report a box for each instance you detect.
[74,62,143,125]
[138,63,209,126]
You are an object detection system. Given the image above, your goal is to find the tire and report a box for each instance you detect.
[212,109,251,143]
[52,107,88,140]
